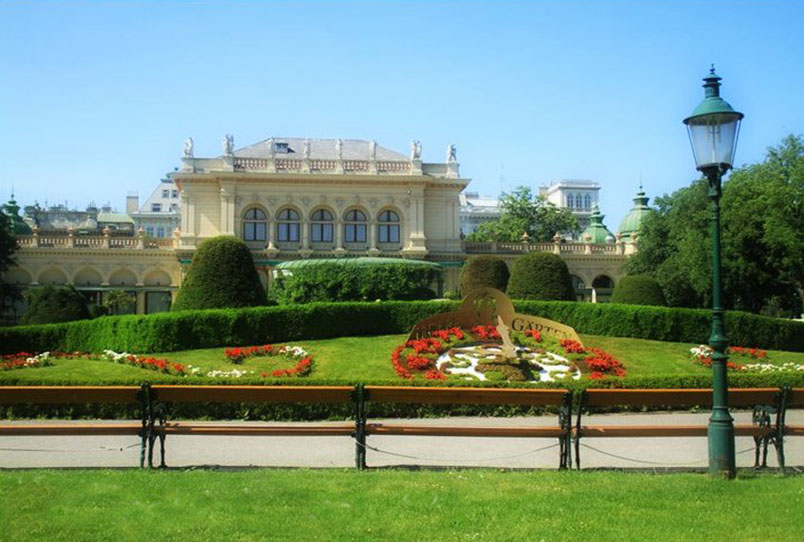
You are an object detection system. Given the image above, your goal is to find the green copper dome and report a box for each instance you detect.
[581,205,615,244]
[2,195,32,235]
[618,187,651,240]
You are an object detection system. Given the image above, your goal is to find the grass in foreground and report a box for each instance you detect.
[4,333,804,384]
[0,469,802,541]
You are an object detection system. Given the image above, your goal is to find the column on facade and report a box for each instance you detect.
[219,183,235,236]
[369,218,378,251]
[302,220,310,249]
[335,218,344,250]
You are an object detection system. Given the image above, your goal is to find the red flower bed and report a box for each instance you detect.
[729,346,767,360]
[524,329,542,342]
[123,354,186,375]
[263,356,313,378]
[560,339,586,354]
[470,325,501,341]
[225,345,273,364]
[583,348,626,377]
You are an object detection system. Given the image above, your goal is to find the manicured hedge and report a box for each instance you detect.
[460,256,510,294]
[1,299,803,354]
[610,275,667,306]
[507,252,575,301]
[20,285,90,325]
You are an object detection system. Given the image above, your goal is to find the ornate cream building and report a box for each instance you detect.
[2,136,642,319]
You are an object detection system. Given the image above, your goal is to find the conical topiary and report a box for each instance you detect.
[172,236,265,311]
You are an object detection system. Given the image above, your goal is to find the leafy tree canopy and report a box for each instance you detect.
[627,134,804,316]
[466,186,580,242]
[0,210,19,315]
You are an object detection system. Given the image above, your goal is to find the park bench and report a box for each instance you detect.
[356,385,572,469]
[572,388,785,470]
[148,385,355,467]
[0,385,150,467]
[782,387,804,443]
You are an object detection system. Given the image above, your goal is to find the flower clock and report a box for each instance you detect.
[391,326,626,383]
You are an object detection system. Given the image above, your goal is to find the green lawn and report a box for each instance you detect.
[0,469,801,541]
[4,333,804,385]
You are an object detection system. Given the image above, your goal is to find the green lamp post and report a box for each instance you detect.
[683,66,743,478]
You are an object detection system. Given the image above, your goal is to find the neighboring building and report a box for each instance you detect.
[539,179,601,236]
[458,192,501,236]
[580,205,615,245]
[128,178,181,238]
[21,202,133,233]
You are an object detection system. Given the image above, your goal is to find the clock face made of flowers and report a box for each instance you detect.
[391,288,626,382]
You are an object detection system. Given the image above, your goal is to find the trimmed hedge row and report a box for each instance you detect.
[1,299,803,354]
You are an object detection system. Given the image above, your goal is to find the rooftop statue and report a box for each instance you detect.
[222,134,234,156]
[303,138,311,159]
[447,143,457,163]
[369,140,377,161]
[410,139,422,161]
[335,139,343,160]
[183,137,194,158]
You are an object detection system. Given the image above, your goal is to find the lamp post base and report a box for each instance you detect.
[708,409,736,478]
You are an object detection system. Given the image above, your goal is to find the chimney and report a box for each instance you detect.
[126,192,139,214]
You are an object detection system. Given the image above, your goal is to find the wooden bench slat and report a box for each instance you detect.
[158,423,354,436]
[0,386,141,404]
[784,425,804,436]
[576,424,771,438]
[365,386,569,405]
[366,424,565,438]
[788,388,804,407]
[583,388,778,407]
[150,385,354,404]
[0,424,142,436]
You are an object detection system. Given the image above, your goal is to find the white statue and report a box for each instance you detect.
[303,138,311,159]
[447,143,457,163]
[222,134,234,156]
[368,140,377,161]
[410,140,422,161]
[267,138,276,158]
[335,139,343,160]
[183,137,194,158]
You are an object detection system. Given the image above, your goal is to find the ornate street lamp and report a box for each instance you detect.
[683,66,743,478]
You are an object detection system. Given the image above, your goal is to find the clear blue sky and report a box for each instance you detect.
[2,1,802,228]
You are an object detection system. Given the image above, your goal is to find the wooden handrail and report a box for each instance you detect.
[0,386,141,404]
[582,388,779,407]
[150,385,354,404]
[365,386,570,405]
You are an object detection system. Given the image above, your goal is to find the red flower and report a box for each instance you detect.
[525,329,542,342]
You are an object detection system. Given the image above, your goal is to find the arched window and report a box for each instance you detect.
[344,209,367,243]
[243,208,267,241]
[584,194,591,209]
[566,194,574,208]
[277,208,300,242]
[311,209,334,243]
[378,210,400,243]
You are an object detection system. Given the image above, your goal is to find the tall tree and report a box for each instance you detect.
[0,210,19,316]
[627,135,804,316]
[467,186,580,242]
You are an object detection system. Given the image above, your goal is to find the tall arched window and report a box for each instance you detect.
[584,194,591,209]
[243,208,267,241]
[311,209,334,243]
[566,194,574,208]
[344,209,367,243]
[378,210,400,243]
[277,208,300,242]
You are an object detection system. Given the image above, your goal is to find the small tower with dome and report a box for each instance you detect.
[2,193,33,235]
[618,186,652,241]
[581,204,615,244]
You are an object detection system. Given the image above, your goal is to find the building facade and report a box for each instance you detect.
[128,178,182,239]
[539,179,601,236]
[1,136,643,320]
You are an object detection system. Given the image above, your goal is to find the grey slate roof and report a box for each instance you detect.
[234,138,408,161]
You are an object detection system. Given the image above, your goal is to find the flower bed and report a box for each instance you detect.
[391,328,626,383]
[689,344,803,373]
[223,344,314,378]
[101,350,187,376]
[1,352,54,371]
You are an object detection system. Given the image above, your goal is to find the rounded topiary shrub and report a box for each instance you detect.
[611,274,667,306]
[507,251,575,301]
[21,285,91,325]
[460,256,510,295]
[172,236,265,311]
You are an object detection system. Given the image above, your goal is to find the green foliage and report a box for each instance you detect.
[466,186,580,242]
[0,210,19,316]
[268,262,439,304]
[507,251,575,301]
[102,289,136,315]
[610,275,667,306]
[2,298,804,355]
[460,256,510,294]
[172,236,265,311]
[628,135,804,316]
[20,285,91,325]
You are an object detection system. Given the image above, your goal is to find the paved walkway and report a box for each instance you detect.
[1,411,801,470]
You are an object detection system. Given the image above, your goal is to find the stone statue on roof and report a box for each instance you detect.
[410,140,422,161]
[303,138,311,159]
[335,139,343,160]
[222,134,234,156]
[183,137,194,158]
[447,143,457,163]
[369,140,377,161]
[267,138,276,158]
